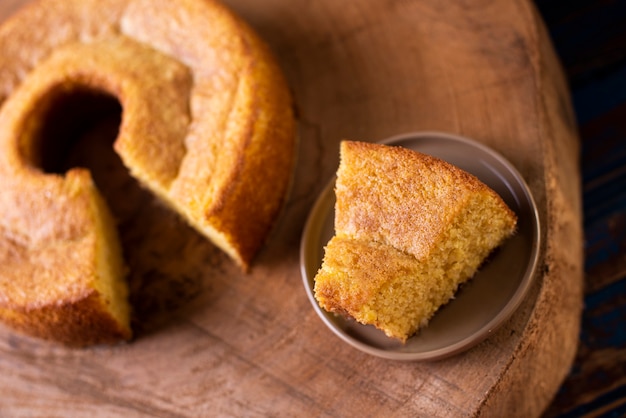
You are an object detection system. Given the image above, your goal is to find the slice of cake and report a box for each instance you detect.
[314,140,517,342]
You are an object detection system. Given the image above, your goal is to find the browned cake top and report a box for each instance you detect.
[0,0,295,345]
[335,140,516,260]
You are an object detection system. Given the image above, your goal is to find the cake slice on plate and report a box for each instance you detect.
[314,140,517,342]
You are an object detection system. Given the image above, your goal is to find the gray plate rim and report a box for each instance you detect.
[300,131,541,361]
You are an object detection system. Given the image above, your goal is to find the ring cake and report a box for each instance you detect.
[314,141,517,342]
[0,0,296,346]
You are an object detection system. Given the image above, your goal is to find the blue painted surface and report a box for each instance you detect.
[584,220,622,271]
[556,383,626,418]
[534,0,626,416]
[574,72,626,125]
[583,278,626,348]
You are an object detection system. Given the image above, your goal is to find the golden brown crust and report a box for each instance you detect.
[0,0,128,100]
[0,291,131,348]
[122,0,296,269]
[315,236,417,316]
[0,169,132,346]
[315,140,518,342]
[335,141,516,258]
[0,0,295,345]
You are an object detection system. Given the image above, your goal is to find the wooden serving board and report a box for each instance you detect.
[0,0,583,416]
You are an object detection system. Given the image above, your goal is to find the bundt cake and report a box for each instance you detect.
[0,0,295,346]
[314,141,517,342]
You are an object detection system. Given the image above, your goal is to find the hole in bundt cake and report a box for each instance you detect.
[27,85,122,174]
[19,83,227,336]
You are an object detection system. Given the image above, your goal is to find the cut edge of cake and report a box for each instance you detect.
[314,140,517,343]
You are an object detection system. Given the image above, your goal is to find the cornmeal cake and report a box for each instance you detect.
[314,140,517,342]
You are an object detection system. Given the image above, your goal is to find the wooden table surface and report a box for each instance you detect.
[0,0,620,416]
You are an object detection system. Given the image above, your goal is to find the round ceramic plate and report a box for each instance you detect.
[300,131,541,361]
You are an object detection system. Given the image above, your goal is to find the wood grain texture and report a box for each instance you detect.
[0,0,583,416]
[535,0,626,415]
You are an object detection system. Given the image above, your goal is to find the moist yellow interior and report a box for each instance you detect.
[90,186,131,336]
[30,86,131,336]
[315,191,516,342]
